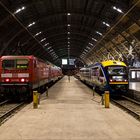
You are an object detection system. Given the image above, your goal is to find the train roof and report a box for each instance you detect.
[80,60,126,69]
[101,60,126,67]
[1,55,34,59]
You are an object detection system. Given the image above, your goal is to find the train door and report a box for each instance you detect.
[99,68,106,87]
[91,67,99,84]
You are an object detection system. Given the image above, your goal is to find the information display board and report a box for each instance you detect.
[62,59,68,65]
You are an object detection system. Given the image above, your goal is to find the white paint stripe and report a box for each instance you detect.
[18,73,29,77]
[1,73,12,78]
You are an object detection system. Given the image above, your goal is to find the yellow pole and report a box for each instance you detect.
[105,91,110,108]
[33,91,38,109]
[38,92,40,104]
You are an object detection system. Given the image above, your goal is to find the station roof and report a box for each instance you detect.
[0,0,139,66]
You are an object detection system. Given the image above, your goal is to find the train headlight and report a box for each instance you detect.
[124,79,127,82]
[21,78,25,82]
[110,79,113,82]
[5,78,10,82]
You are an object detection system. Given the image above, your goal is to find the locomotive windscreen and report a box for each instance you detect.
[16,59,28,69]
[2,59,29,69]
[2,60,15,68]
[107,66,127,75]
[107,66,128,82]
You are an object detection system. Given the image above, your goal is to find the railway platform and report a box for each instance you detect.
[129,82,140,92]
[0,76,140,140]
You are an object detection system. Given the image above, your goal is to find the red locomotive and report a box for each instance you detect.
[0,55,62,100]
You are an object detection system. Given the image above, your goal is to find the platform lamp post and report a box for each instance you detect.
[68,44,70,82]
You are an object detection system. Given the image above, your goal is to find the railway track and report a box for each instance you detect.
[111,96,140,121]
[0,100,9,106]
[0,101,25,125]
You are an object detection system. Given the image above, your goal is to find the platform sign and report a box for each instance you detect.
[69,59,75,65]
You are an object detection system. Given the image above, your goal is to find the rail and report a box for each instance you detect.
[0,100,9,106]
[0,102,25,125]
[111,96,140,121]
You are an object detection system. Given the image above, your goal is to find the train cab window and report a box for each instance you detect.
[2,59,29,69]
[16,59,29,69]
[2,60,15,69]
[107,66,127,75]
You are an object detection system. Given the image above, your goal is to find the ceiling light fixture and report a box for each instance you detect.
[49,49,53,53]
[40,38,46,42]
[103,22,110,27]
[34,31,42,36]
[92,38,97,42]
[113,6,123,13]
[86,46,91,50]
[84,49,89,52]
[27,22,35,27]
[96,31,103,36]
[82,52,86,54]
[44,43,49,46]
[89,42,94,46]
[14,6,25,14]
[47,46,52,50]
[67,13,71,16]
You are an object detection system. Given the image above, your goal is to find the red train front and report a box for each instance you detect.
[0,55,62,101]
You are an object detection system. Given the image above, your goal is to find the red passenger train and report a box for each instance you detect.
[0,55,62,101]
